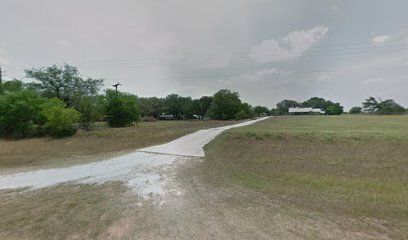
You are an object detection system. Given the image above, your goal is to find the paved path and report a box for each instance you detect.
[0,118,268,195]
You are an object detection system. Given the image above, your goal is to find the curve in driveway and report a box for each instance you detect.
[139,117,268,157]
[0,117,268,196]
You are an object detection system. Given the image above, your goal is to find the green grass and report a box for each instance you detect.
[230,115,408,142]
[204,115,408,239]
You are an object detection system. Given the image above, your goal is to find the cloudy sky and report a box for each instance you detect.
[1,0,408,109]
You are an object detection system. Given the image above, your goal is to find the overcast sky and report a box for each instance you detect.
[1,0,408,109]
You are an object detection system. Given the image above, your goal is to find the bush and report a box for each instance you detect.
[349,106,362,114]
[41,99,81,137]
[73,95,105,131]
[0,90,45,138]
[105,90,141,127]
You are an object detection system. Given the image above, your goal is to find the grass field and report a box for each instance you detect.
[0,120,240,172]
[202,115,408,239]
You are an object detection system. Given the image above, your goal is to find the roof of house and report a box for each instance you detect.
[288,107,324,113]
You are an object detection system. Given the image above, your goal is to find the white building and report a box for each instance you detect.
[288,107,325,115]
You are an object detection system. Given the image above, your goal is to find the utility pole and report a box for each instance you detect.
[0,66,3,84]
[112,83,121,93]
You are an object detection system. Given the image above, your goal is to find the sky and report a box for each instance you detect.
[1,0,408,110]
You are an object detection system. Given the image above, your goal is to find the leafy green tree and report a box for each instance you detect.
[270,108,279,116]
[105,90,140,127]
[235,103,255,120]
[165,94,184,119]
[25,64,103,106]
[253,106,270,116]
[138,97,167,118]
[301,97,329,110]
[40,99,81,137]
[208,89,242,120]
[0,79,24,93]
[376,99,406,115]
[276,99,299,115]
[362,97,378,113]
[192,96,213,120]
[73,95,105,130]
[326,103,344,115]
[0,90,45,137]
[349,106,362,114]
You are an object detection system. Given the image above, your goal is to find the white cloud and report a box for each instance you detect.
[249,26,328,63]
[372,35,390,46]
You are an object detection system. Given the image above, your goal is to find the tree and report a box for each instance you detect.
[25,64,103,106]
[105,90,140,127]
[165,94,184,119]
[349,106,362,114]
[253,106,270,116]
[192,96,213,120]
[301,97,329,110]
[235,102,255,120]
[138,97,167,118]
[362,97,378,113]
[276,99,299,115]
[0,90,46,137]
[326,103,344,115]
[362,97,405,114]
[208,89,242,120]
[73,95,105,130]
[376,99,406,115]
[0,90,80,138]
[0,79,24,93]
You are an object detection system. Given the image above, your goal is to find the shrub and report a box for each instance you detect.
[349,106,362,114]
[41,99,81,137]
[105,90,141,127]
[0,90,45,138]
[73,95,105,131]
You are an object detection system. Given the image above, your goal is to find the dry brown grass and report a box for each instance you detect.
[0,183,144,240]
[0,120,239,172]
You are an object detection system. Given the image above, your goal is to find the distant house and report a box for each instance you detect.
[288,107,325,115]
[158,114,175,120]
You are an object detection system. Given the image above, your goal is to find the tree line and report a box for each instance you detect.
[0,64,406,139]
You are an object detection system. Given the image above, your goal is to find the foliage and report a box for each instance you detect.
[362,97,378,113]
[41,99,81,137]
[0,79,24,93]
[138,97,167,118]
[253,106,270,116]
[301,97,331,111]
[349,106,362,114]
[192,96,213,120]
[0,90,45,137]
[25,64,103,106]
[376,99,406,115]
[0,90,79,138]
[235,103,255,120]
[276,99,299,115]
[325,103,344,115]
[362,97,406,115]
[105,90,140,127]
[208,89,242,120]
[73,95,105,131]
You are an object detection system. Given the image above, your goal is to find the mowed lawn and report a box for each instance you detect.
[0,120,240,171]
[203,115,408,239]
